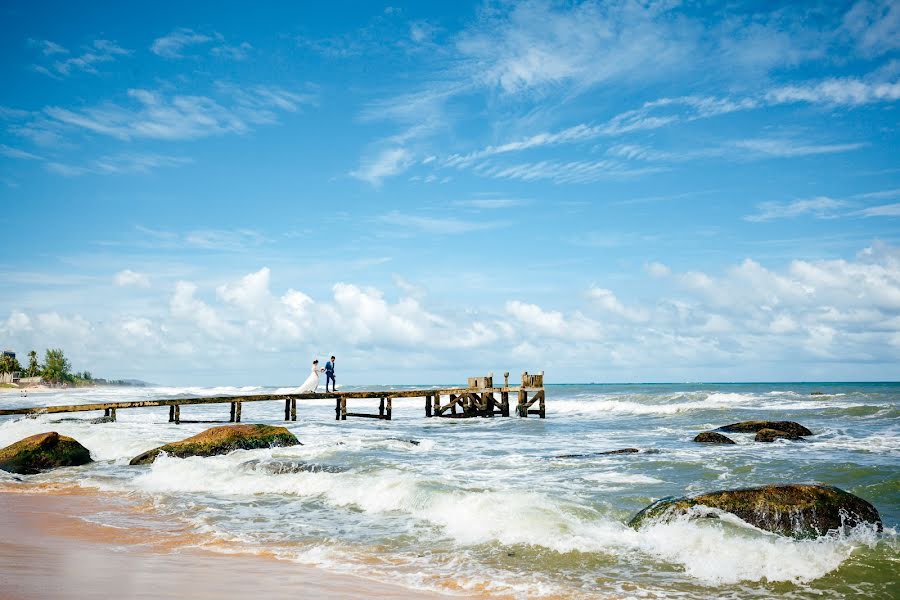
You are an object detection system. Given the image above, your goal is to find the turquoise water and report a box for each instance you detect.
[1,382,898,597]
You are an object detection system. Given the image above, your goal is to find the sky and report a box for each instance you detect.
[1,0,899,385]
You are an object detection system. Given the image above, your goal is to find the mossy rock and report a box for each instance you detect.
[755,428,803,442]
[693,431,735,444]
[717,420,812,436]
[0,432,92,474]
[555,448,640,459]
[628,484,881,538]
[129,424,300,465]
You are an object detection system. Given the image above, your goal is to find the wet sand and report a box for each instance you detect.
[0,490,452,599]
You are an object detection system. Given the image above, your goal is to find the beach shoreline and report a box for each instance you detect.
[0,487,455,599]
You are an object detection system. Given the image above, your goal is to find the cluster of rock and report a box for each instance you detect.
[693,420,814,444]
[0,424,300,475]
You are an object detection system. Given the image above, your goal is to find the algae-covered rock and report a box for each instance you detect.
[129,424,300,465]
[0,432,92,474]
[693,432,736,444]
[628,484,881,538]
[554,448,640,459]
[755,428,803,443]
[717,420,812,436]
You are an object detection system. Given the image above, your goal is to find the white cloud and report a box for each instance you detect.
[350,148,413,186]
[0,144,42,160]
[857,203,900,217]
[588,287,649,322]
[378,211,501,234]
[645,262,671,278]
[33,39,129,78]
[114,269,151,288]
[151,28,215,58]
[46,153,191,177]
[38,85,310,143]
[766,77,900,105]
[733,138,865,158]
[744,197,849,222]
[842,0,900,57]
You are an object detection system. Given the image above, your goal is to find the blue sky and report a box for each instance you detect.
[1,1,899,385]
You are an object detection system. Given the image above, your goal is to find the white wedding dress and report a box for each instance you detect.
[297,365,320,393]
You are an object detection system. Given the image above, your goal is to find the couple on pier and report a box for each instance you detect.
[298,356,336,393]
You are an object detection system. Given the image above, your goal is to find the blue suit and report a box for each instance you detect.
[325,360,335,391]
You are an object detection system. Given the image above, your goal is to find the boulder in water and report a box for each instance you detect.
[693,432,736,444]
[0,432,92,474]
[129,424,300,465]
[555,448,640,459]
[755,428,804,443]
[717,420,812,436]
[628,483,882,538]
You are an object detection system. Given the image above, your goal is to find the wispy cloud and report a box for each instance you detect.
[734,138,866,158]
[471,159,662,184]
[37,84,311,142]
[32,39,130,78]
[766,77,900,105]
[857,203,900,217]
[135,226,268,251]
[377,211,502,234]
[45,153,192,177]
[0,144,42,160]
[350,148,413,186]
[744,197,849,222]
[454,197,527,209]
[151,28,212,58]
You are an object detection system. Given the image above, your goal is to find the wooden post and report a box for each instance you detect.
[174,404,181,424]
[517,389,527,417]
[539,390,546,419]
[504,372,509,387]
[110,407,116,422]
[335,397,341,420]
[379,397,385,418]
[284,398,291,421]
[433,393,440,416]
[386,397,392,421]
[169,405,175,422]
[501,391,509,417]
[291,398,297,421]
[425,394,432,417]
[340,397,347,420]
[230,402,236,422]
[450,394,457,415]
[235,402,241,423]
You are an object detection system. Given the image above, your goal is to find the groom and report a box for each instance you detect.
[325,355,336,392]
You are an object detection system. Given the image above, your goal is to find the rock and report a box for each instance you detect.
[810,391,826,396]
[693,432,736,444]
[628,483,882,538]
[555,448,640,459]
[717,420,812,437]
[0,432,92,475]
[755,428,804,443]
[129,424,300,465]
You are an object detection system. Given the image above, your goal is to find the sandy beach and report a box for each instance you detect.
[0,488,452,600]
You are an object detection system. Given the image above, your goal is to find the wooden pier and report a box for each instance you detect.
[0,372,545,423]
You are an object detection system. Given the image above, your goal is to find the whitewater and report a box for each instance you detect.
[1,382,897,598]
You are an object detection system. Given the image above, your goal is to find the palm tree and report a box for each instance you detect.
[27,350,39,377]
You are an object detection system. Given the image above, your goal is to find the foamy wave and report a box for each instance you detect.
[637,512,884,585]
[551,392,758,416]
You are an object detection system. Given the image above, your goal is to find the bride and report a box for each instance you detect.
[297,360,324,393]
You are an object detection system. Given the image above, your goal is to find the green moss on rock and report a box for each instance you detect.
[129,424,300,465]
[628,484,882,538]
[693,431,736,444]
[717,420,813,436]
[0,432,92,475]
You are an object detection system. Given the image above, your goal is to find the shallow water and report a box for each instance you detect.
[1,382,898,598]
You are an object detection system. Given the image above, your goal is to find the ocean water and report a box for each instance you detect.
[1,382,898,598]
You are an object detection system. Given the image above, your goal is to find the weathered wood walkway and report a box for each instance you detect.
[0,372,545,423]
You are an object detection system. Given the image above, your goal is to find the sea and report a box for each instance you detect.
[1,382,898,598]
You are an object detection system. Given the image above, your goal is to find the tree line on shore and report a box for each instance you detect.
[0,348,93,385]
